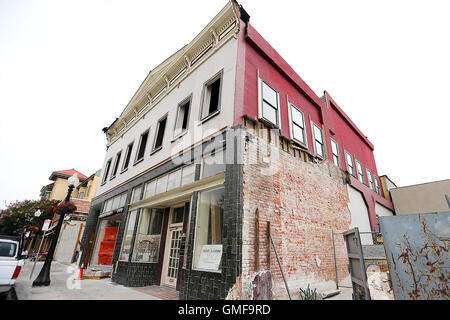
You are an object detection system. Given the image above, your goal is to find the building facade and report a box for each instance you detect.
[79,1,394,299]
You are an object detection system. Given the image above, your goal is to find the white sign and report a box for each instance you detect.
[42,219,51,231]
[197,245,222,271]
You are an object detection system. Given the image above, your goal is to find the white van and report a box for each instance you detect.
[0,236,25,299]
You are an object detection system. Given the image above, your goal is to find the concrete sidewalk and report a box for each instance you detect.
[15,260,162,300]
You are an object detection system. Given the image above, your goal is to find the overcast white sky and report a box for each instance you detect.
[1,0,449,209]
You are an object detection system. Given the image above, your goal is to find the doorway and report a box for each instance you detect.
[161,205,185,287]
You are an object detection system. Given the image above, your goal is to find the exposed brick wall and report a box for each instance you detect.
[240,124,351,299]
[71,198,91,214]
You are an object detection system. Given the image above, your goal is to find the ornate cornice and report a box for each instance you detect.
[106,1,240,147]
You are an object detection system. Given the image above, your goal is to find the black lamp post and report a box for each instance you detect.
[32,173,79,287]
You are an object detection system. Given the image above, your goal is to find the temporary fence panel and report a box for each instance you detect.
[379,212,450,300]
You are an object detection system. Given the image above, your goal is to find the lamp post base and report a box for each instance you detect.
[32,260,52,287]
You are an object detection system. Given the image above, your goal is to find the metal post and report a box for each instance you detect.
[32,185,74,286]
[267,222,292,300]
[332,230,339,289]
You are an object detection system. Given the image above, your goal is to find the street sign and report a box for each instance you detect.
[42,219,51,231]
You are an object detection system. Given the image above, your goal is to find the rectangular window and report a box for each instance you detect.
[122,142,134,171]
[119,210,138,261]
[79,192,85,199]
[87,186,91,197]
[181,164,195,186]
[174,97,191,137]
[135,130,149,163]
[356,160,365,184]
[102,192,127,214]
[345,151,355,176]
[0,241,17,257]
[111,151,122,179]
[131,185,142,204]
[201,149,226,179]
[193,187,225,271]
[374,176,381,194]
[144,180,156,199]
[261,80,279,126]
[367,169,374,190]
[331,139,340,167]
[153,116,167,151]
[201,71,222,120]
[102,159,112,184]
[312,123,324,158]
[290,104,306,145]
[132,208,164,263]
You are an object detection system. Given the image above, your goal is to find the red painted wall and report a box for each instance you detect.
[233,19,391,232]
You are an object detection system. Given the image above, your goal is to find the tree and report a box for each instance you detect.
[0,199,59,236]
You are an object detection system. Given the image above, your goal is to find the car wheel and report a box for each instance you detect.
[6,287,18,300]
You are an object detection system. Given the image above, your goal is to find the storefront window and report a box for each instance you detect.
[102,192,127,214]
[193,187,225,271]
[167,170,182,191]
[131,186,142,204]
[202,149,226,179]
[181,164,195,186]
[119,210,138,261]
[90,213,123,266]
[144,180,156,199]
[156,175,168,194]
[132,208,164,263]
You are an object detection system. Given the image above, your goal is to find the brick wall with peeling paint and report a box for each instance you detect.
[240,125,351,299]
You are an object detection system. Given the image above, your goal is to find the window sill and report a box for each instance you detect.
[120,168,128,174]
[133,158,144,166]
[109,175,116,181]
[258,117,279,130]
[150,146,162,155]
[198,109,220,125]
[171,130,188,143]
[291,138,308,150]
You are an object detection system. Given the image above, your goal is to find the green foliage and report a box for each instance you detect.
[299,284,319,300]
[0,199,59,236]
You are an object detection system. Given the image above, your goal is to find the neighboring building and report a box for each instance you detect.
[79,1,394,299]
[36,169,100,264]
[379,175,397,202]
[390,179,450,215]
[72,170,101,201]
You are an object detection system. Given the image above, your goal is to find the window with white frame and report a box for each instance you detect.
[289,103,306,145]
[102,158,112,184]
[122,142,134,172]
[200,71,222,120]
[374,176,381,194]
[312,123,325,158]
[142,163,195,200]
[135,130,149,163]
[101,192,127,214]
[260,80,279,126]
[110,151,122,179]
[202,148,226,179]
[131,185,142,204]
[345,151,355,176]
[119,209,138,261]
[79,192,85,199]
[356,160,365,184]
[153,115,167,152]
[132,208,164,263]
[330,139,340,167]
[366,169,374,190]
[193,187,225,271]
[174,97,191,137]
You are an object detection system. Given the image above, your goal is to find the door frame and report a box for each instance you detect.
[160,203,185,287]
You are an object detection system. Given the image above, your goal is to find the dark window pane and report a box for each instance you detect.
[154,117,167,149]
[263,101,277,124]
[208,79,221,114]
[137,131,148,160]
[123,143,133,170]
[182,101,190,129]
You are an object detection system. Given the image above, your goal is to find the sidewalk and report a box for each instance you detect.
[15,260,164,300]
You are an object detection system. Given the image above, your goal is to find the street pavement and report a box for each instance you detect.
[15,259,161,300]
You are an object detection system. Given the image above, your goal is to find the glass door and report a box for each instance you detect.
[162,205,184,287]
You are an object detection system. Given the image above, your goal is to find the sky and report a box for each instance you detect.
[1,0,449,209]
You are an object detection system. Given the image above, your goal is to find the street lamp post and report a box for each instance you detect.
[32,173,79,287]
